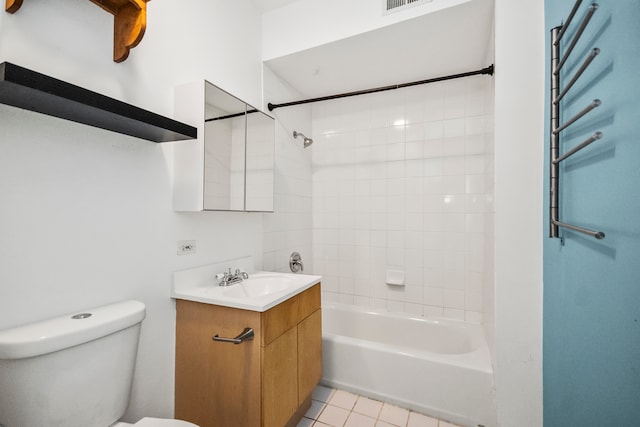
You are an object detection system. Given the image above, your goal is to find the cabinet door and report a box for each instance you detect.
[175,300,262,427]
[297,309,323,405]
[262,326,298,427]
[203,81,247,211]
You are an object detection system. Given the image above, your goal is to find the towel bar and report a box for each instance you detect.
[549,1,605,240]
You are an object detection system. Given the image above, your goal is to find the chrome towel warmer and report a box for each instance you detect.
[550,0,605,240]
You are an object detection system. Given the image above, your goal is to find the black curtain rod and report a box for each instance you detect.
[205,108,259,122]
[267,64,494,112]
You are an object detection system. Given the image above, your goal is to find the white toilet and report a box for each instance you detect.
[0,300,198,427]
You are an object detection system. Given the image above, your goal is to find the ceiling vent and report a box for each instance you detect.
[384,0,433,14]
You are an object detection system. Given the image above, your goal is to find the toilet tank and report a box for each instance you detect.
[0,300,146,427]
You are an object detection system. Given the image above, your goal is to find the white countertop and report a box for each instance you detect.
[172,266,321,312]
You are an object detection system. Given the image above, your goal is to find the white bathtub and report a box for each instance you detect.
[321,304,496,427]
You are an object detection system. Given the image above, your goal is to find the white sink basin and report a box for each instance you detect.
[172,266,321,312]
[223,273,297,298]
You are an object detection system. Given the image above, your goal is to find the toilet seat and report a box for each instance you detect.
[112,417,199,427]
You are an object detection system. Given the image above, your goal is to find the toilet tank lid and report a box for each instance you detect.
[0,300,146,360]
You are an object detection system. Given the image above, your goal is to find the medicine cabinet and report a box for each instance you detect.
[173,81,274,212]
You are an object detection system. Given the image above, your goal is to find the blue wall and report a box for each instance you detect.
[544,1,640,426]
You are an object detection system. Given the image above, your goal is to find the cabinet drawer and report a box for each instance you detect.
[297,283,321,321]
[261,295,298,347]
[261,283,321,347]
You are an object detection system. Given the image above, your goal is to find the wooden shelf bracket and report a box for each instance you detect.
[5,0,150,63]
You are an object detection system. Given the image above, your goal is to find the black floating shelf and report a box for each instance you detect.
[0,62,197,143]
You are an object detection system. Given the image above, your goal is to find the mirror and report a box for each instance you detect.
[246,108,275,212]
[202,82,274,212]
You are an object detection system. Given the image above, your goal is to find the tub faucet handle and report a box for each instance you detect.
[289,251,304,273]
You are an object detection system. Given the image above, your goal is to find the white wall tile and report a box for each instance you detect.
[465,311,483,324]
[444,119,465,137]
[443,136,466,157]
[443,308,465,321]
[423,140,444,158]
[424,121,444,140]
[423,213,444,232]
[386,247,404,266]
[387,300,405,313]
[312,78,494,320]
[444,289,465,309]
[405,303,424,316]
[424,306,445,318]
[443,157,466,175]
[424,287,444,306]
[405,124,425,142]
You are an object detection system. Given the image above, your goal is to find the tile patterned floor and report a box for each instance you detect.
[297,385,462,427]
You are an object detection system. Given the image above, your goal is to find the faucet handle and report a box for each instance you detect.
[289,252,304,273]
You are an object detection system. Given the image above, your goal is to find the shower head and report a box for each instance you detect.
[293,130,313,148]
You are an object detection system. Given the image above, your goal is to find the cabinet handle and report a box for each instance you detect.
[212,327,254,344]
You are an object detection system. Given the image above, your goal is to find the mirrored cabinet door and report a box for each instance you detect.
[173,80,274,213]
[203,84,246,211]
[245,108,275,212]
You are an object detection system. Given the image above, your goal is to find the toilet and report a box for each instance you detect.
[0,300,198,427]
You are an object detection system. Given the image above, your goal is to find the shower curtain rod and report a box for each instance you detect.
[267,64,494,111]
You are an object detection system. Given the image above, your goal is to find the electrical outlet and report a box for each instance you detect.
[177,240,196,255]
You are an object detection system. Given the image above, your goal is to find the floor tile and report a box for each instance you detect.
[312,385,336,402]
[353,396,383,419]
[407,411,438,427]
[317,404,351,427]
[330,389,359,411]
[344,412,377,427]
[378,403,410,426]
[306,399,326,420]
[308,385,461,427]
[296,417,315,427]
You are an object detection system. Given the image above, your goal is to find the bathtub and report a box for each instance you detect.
[321,304,496,427]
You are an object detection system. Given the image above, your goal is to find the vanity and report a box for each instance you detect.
[172,263,322,427]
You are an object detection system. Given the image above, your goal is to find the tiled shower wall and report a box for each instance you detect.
[262,67,314,273]
[311,76,494,322]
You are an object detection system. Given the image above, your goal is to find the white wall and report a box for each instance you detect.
[0,1,265,422]
[483,14,497,369]
[262,66,314,273]
[310,77,494,321]
[493,0,543,425]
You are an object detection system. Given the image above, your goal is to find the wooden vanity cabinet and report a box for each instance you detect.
[175,283,322,427]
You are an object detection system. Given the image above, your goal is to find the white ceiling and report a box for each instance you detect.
[262,0,494,101]
[251,0,298,13]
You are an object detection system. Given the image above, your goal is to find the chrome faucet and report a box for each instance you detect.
[216,268,249,286]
